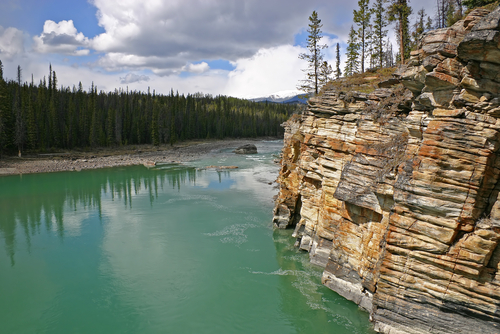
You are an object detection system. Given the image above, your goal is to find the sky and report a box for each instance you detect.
[0,0,436,98]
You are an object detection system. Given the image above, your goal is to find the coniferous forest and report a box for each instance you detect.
[0,62,298,156]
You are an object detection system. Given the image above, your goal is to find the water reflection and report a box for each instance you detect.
[272,230,375,333]
[0,165,232,265]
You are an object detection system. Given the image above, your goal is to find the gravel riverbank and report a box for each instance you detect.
[0,139,269,176]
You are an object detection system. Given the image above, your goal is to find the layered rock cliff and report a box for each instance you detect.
[273,8,500,334]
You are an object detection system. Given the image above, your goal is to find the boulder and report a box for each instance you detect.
[233,144,257,154]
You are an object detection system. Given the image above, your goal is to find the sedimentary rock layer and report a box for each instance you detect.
[273,8,500,334]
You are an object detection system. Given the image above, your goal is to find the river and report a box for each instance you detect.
[0,140,373,333]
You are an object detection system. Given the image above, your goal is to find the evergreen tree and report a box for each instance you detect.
[446,1,461,26]
[0,60,6,157]
[319,61,333,87]
[463,0,494,9]
[335,43,342,79]
[27,76,37,149]
[388,0,412,63]
[426,15,433,31]
[14,66,25,155]
[384,39,395,67]
[411,8,427,49]
[298,11,328,95]
[0,61,297,154]
[50,69,60,146]
[89,82,98,147]
[371,0,388,68]
[345,26,360,76]
[151,99,159,146]
[353,0,371,73]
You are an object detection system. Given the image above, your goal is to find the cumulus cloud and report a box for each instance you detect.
[183,62,209,74]
[87,0,358,72]
[120,73,150,84]
[33,20,90,56]
[0,26,24,60]
[224,45,305,98]
[0,0,441,98]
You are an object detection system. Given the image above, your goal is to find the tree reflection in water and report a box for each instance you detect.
[0,164,218,266]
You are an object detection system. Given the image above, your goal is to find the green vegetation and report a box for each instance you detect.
[463,0,497,9]
[323,67,398,94]
[300,0,499,95]
[0,62,297,156]
[353,0,372,73]
[297,11,329,95]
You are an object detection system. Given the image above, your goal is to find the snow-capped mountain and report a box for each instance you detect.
[249,90,306,103]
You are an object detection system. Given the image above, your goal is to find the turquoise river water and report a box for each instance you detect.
[0,141,374,334]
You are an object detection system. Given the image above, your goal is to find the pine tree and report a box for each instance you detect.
[345,26,360,76]
[335,43,342,79]
[353,0,371,73]
[0,60,7,157]
[371,0,388,69]
[411,8,427,49]
[384,39,395,67]
[319,61,333,87]
[388,0,412,63]
[151,99,159,146]
[426,15,433,31]
[89,82,98,147]
[14,65,25,155]
[446,1,461,26]
[27,76,37,149]
[50,69,60,146]
[463,0,494,9]
[298,11,328,95]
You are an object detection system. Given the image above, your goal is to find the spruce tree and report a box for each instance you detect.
[151,99,159,146]
[335,43,342,79]
[388,0,412,63]
[298,11,328,95]
[0,60,6,157]
[14,65,25,155]
[319,61,333,87]
[27,76,37,149]
[426,15,433,31]
[463,0,494,10]
[384,39,395,67]
[412,8,427,49]
[345,26,360,76]
[353,0,371,73]
[371,0,388,69]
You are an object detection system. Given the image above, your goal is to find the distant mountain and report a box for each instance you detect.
[249,90,307,104]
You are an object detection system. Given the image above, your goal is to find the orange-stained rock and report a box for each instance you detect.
[272,7,500,334]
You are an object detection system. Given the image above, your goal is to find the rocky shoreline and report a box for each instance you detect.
[0,139,267,176]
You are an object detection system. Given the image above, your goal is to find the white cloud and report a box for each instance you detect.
[183,62,209,74]
[120,72,150,84]
[0,26,24,60]
[87,0,353,73]
[224,45,306,98]
[0,0,442,98]
[33,20,90,56]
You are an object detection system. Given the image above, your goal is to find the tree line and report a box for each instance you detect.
[0,61,297,156]
[298,0,497,94]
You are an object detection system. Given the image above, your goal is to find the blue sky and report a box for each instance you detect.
[0,0,436,98]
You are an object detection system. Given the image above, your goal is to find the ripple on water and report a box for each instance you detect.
[204,223,257,245]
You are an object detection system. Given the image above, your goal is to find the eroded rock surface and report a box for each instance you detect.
[273,8,500,334]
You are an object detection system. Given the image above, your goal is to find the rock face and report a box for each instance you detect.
[233,144,258,154]
[273,8,500,334]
